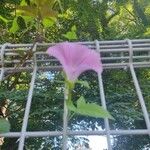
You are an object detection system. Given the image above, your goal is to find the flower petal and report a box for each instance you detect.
[47,42,103,81]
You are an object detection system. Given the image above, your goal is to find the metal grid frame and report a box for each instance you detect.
[0,39,150,150]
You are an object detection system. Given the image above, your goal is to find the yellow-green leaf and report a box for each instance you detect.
[42,18,55,28]
[63,31,77,40]
[40,6,58,19]
[71,25,76,32]
[16,6,37,17]
[10,17,19,33]
[20,0,28,6]
[0,15,9,24]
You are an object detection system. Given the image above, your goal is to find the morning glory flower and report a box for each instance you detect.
[47,42,103,81]
[47,42,113,123]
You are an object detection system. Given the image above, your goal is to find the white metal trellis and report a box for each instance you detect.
[0,39,150,150]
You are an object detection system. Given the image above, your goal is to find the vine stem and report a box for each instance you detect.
[62,81,73,150]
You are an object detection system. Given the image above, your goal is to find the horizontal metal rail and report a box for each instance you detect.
[1,62,150,73]
[0,130,149,138]
[1,39,150,73]
[1,39,150,150]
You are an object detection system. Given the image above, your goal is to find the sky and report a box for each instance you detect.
[89,136,108,150]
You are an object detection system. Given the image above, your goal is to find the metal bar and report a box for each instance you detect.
[130,65,150,131]
[3,55,150,65]
[99,43,150,48]
[98,73,112,150]
[18,44,37,150]
[0,39,150,47]
[3,47,150,53]
[2,62,150,74]
[0,129,150,138]
[128,40,150,133]
[96,40,112,150]
[0,43,8,81]
[62,85,69,150]
[1,40,150,149]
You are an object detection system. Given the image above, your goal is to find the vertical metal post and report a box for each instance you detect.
[96,40,112,150]
[62,84,69,150]
[18,44,37,150]
[0,44,8,81]
[127,39,150,133]
[0,40,150,149]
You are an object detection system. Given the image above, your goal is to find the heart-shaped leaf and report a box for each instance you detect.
[67,96,114,119]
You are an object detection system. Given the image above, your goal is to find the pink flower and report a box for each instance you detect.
[47,42,103,81]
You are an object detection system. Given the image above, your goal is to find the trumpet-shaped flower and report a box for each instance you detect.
[47,42,103,81]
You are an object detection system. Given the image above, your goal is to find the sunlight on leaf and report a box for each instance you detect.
[71,25,76,31]
[16,6,37,18]
[63,31,77,40]
[10,17,19,33]
[62,25,77,40]
[42,18,55,28]
[0,15,9,24]
[22,16,34,25]
[20,0,28,6]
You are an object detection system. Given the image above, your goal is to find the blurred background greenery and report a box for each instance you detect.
[0,0,150,149]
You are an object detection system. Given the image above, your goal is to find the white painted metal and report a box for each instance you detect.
[0,39,150,150]
[96,40,112,150]
[0,129,149,138]
[18,44,38,150]
[62,85,69,150]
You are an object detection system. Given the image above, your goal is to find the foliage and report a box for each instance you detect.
[0,0,150,149]
[0,119,10,133]
[67,96,114,119]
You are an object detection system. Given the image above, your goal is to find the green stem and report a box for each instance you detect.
[62,81,74,150]
[67,83,72,102]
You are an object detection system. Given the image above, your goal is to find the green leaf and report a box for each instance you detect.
[71,25,76,31]
[63,25,77,40]
[40,5,58,19]
[42,18,55,28]
[76,80,90,89]
[20,0,28,6]
[16,6,37,17]
[0,119,11,133]
[63,31,77,40]
[67,96,114,119]
[17,16,26,29]
[22,16,34,25]
[10,17,19,33]
[67,100,76,112]
[0,15,8,24]
[15,49,27,57]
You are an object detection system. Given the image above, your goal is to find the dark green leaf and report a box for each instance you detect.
[0,119,11,133]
